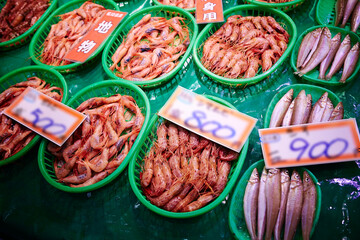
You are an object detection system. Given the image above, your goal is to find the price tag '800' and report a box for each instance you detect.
[4,87,86,146]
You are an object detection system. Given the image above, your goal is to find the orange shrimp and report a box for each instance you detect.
[207,145,219,187]
[181,193,216,212]
[151,155,166,196]
[244,56,260,78]
[214,160,231,193]
[262,49,278,72]
[149,176,187,207]
[60,161,91,184]
[169,149,182,179]
[199,144,211,179]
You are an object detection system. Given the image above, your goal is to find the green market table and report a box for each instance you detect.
[0,0,359,239]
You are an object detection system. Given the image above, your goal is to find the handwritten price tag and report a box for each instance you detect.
[196,0,224,24]
[259,119,360,168]
[4,87,86,146]
[159,87,257,152]
[65,10,127,63]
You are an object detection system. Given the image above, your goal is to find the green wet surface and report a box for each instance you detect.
[0,0,359,239]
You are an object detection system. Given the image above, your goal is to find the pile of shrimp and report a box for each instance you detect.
[201,15,289,79]
[0,0,49,42]
[110,14,190,81]
[48,94,144,188]
[40,1,106,66]
[157,0,195,9]
[0,77,63,160]
[140,121,239,212]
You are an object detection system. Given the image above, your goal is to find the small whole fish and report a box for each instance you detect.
[340,42,360,83]
[265,168,281,240]
[326,35,352,80]
[351,1,360,32]
[300,28,323,69]
[291,90,307,125]
[335,0,346,26]
[302,94,312,124]
[258,168,268,240]
[320,98,334,122]
[270,89,294,128]
[301,171,317,240]
[319,33,341,79]
[308,92,328,123]
[297,30,316,68]
[341,0,358,28]
[282,99,295,127]
[274,169,291,240]
[284,170,303,240]
[243,168,260,240]
[329,102,344,121]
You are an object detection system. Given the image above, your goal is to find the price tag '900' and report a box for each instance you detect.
[4,87,86,146]
[259,119,360,168]
[159,87,257,152]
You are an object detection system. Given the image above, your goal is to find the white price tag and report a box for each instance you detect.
[4,87,86,146]
[259,119,360,168]
[158,87,257,152]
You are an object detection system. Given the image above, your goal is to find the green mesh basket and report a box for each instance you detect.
[290,25,360,86]
[228,159,321,240]
[243,0,305,12]
[316,0,360,35]
[38,80,151,193]
[264,84,347,128]
[0,66,68,167]
[128,95,249,218]
[0,0,58,51]
[102,5,198,88]
[152,0,196,13]
[29,0,119,74]
[193,5,297,87]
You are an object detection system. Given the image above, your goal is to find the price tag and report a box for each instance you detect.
[196,0,224,24]
[3,87,86,146]
[64,10,127,63]
[259,119,360,168]
[158,87,257,152]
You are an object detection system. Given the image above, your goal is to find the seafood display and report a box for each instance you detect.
[255,0,295,2]
[110,14,190,81]
[0,77,63,160]
[335,0,360,32]
[269,89,344,128]
[156,0,195,9]
[140,121,238,212]
[40,1,107,66]
[295,27,359,83]
[243,167,317,240]
[201,15,289,79]
[48,94,145,187]
[0,0,49,42]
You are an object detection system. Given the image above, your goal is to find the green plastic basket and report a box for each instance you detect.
[0,0,58,51]
[102,5,198,88]
[290,25,360,86]
[128,95,249,218]
[264,84,345,128]
[193,5,297,87]
[152,0,195,13]
[316,0,360,35]
[243,0,305,12]
[29,0,119,73]
[38,80,151,193]
[0,66,68,167]
[228,159,322,240]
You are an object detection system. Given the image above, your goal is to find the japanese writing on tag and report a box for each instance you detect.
[158,87,257,152]
[259,119,360,168]
[64,10,127,63]
[4,87,86,146]
[196,0,224,24]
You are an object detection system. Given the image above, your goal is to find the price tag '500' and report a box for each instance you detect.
[4,87,86,146]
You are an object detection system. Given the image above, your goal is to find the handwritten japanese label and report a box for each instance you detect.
[64,10,127,63]
[196,0,224,24]
[3,87,86,146]
[259,119,360,168]
[158,87,257,152]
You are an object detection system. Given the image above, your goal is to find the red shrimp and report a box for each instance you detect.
[207,145,219,187]
[181,193,216,212]
[151,155,166,196]
[214,161,231,193]
[219,146,239,161]
[141,147,155,187]
[156,123,167,153]
[168,149,182,179]
[163,183,192,211]
[87,148,109,173]
[60,161,91,184]
[168,123,179,152]
[193,138,210,154]
[149,178,187,207]
[199,144,211,179]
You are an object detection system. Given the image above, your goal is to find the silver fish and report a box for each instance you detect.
[320,98,334,122]
[319,33,341,79]
[308,92,328,123]
[297,28,331,76]
[244,168,260,240]
[326,34,352,80]
[297,30,316,68]
[258,167,267,240]
[302,171,317,240]
[284,170,303,240]
[302,94,312,124]
[270,89,294,128]
[291,90,307,125]
[300,28,323,69]
[329,102,344,121]
[340,42,360,83]
[351,1,360,32]
[282,99,295,127]
[265,168,281,240]
[335,0,346,26]
[341,0,358,28]
[274,169,290,240]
